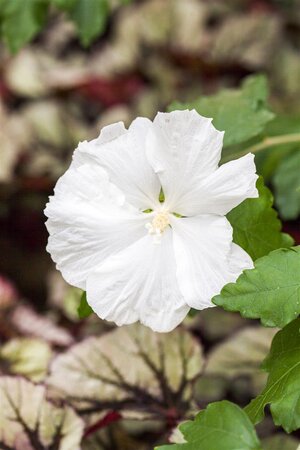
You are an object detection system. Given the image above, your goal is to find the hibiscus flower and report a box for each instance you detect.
[45,110,258,332]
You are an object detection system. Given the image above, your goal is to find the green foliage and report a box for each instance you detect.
[0,0,133,52]
[156,401,262,450]
[255,113,300,182]
[0,0,49,53]
[227,177,293,261]
[214,247,300,328]
[53,0,109,46]
[169,75,274,148]
[273,150,300,220]
[246,319,300,432]
[77,291,93,318]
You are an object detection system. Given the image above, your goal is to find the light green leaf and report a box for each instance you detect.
[214,247,300,328]
[0,337,52,381]
[0,376,84,449]
[273,150,300,220]
[156,401,262,450]
[53,0,109,46]
[168,75,274,148]
[77,291,93,319]
[0,0,49,53]
[245,318,300,432]
[227,177,293,261]
[205,326,277,392]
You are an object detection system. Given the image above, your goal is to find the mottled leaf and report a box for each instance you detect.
[82,423,148,450]
[47,324,203,419]
[0,338,52,381]
[11,305,74,347]
[156,401,262,450]
[205,327,277,391]
[227,177,293,261]
[169,75,274,148]
[0,376,84,450]
[0,275,18,310]
[246,318,300,432]
[214,247,300,328]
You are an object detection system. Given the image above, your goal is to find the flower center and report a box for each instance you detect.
[152,211,170,233]
[145,210,170,243]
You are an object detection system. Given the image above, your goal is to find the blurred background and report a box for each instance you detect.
[0,0,300,449]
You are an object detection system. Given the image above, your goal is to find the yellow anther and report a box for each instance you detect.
[145,211,170,243]
[152,211,170,233]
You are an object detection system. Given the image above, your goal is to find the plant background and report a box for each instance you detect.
[0,0,300,449]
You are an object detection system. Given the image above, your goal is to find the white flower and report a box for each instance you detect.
[45,110,258,332]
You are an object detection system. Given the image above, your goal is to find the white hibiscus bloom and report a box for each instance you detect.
[45,110,258,332]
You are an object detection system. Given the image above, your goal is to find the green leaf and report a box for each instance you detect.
[0,0,49,53]
[214,247,300,328]
[77,291,93,318]
[53,0,109,46]
[168,75,274,148]
[245,318,300,432]
[227,177,293,261]
[156,401,262,450]
[255,113,300,182]
[273,150,300,220]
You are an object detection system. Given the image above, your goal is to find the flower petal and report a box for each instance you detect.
[175,153,258,216]
[74,118,160,210]
[229,242,254,275]
[86,229,189,332]
[146,110,224,213]
[45,162,148,290]
[170,215,253,309]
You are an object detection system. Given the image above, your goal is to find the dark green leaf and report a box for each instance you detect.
[168,75,274,148]
[214,247,300,328]
[156,401,262,450]
[273,150,300,220]
[77,291,93,319]
[53,0,109,46]
[0,0,49,53]
[227,177,293,260]
[245,319,300,432]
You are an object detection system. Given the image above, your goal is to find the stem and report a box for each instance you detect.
[221,132,300,163]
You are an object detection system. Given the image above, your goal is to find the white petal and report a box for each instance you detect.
[170,215,253,309]
[45,163,148,290]
[86,229,189,332]
[175,153,258,216]
[74,118,160,210]
[146,109,223,212]
[229,242,254,275]
[96,121,127,144]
